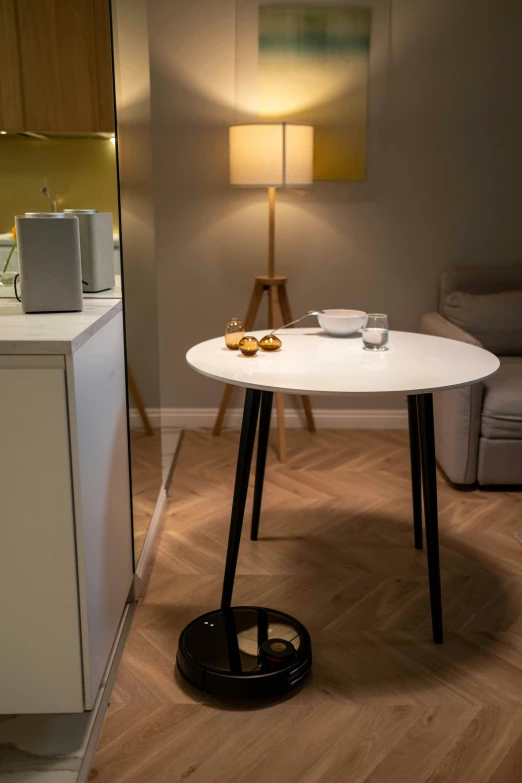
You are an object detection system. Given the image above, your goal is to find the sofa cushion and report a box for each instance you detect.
[442,289,522,355]
[481,357,522,439]
[478,438,522,485]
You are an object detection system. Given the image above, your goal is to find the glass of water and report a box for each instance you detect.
[362,313,389,351]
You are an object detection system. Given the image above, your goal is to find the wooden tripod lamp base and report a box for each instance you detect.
[216,123,316,461]
[212,275,315,462]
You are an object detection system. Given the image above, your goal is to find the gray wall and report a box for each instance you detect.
[147,0,522,410]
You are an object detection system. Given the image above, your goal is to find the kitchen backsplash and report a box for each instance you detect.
[0,135,119,234]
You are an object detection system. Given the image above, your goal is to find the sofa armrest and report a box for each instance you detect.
[421,311,483,348]
[420,312,484,485]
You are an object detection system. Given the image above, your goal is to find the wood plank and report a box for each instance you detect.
[425,707,522,783]
[0,0,24,130]
[129,429,163,562]
[93,0,115,132]
[17,0,100,132]
[363,707,479,783]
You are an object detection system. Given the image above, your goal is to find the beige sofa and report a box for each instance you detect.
[421,267,522,486]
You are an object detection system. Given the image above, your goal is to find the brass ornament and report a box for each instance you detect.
[238,336,259,356]
[259,334,282,352]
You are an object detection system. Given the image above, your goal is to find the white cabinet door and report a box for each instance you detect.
[0,357,84,713]
[66,312,133,708]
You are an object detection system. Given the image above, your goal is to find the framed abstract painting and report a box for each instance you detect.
[235,0,390,199]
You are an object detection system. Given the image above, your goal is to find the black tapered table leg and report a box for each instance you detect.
[223,608,242,674]
[177,383,312,698]
[417,393,443,644]
[408,395,423,550]
[221,388,261,609]
[251,391,274,541]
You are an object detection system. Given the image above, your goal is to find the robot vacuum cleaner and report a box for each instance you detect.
[177,606,312,699]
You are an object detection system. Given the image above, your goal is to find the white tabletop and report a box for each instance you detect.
[186,328,499,396]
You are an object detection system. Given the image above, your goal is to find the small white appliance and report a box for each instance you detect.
[15,213,83,313]
[64,210,115,293]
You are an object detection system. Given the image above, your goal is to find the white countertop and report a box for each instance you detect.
[0,298,122,355]
[187,328,500,396]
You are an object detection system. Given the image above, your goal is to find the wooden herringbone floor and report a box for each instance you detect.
[130,430,163,561]
[92,428,522,783]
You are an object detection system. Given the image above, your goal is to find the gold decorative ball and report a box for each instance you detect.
[259,334,282,352]
[238,336,259,356]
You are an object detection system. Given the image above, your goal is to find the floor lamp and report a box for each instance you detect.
[212,122,316,461]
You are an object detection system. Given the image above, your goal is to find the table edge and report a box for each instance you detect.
[186,331,500,396]
[186,358,500,396]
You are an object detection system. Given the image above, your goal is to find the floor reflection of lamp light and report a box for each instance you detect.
[212,122,316,462]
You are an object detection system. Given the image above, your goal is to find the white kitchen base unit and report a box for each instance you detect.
[0,300,133,713]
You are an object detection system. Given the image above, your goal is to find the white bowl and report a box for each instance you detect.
[317,309,367,336]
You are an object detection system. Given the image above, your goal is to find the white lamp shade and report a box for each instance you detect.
[229,123,313,188]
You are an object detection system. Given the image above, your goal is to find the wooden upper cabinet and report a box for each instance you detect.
[93,0,115,132]
[0,0,25,130]
[16,0,114,133]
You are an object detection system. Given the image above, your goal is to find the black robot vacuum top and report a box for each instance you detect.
[177,606,312,699]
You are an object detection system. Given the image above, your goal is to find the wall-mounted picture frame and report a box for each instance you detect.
[235,0,391,201]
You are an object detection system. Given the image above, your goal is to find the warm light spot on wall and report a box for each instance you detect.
[0,131,7,135]
[110,136,116,144]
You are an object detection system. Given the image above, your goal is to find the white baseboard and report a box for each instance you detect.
[130,406,408,430]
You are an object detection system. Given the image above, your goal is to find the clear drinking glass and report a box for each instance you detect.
[362,313,389,351]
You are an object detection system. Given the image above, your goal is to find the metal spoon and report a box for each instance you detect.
[271,310,324,335]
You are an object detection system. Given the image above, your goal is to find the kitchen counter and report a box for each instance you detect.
[0,297,132,715]
[0,298,122,354]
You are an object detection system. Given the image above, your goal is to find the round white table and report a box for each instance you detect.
[186,328,499,397]
[178,329,499,697]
